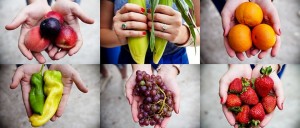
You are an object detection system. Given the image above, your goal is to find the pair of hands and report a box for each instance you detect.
[221,0,281,61]
[5,0,94,63]
[219,64,284,127]
[125,64,180,128]
[10,64,88,121]
[113,3,189,46]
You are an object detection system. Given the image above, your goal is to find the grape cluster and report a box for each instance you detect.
[133,70,174,126]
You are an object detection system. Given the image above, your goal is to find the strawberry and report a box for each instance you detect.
[262,95,276,113]
[226,94,242,113]
[255,66,274,97]
[250,103,265,122]
[229,78,242,94]
[240,86,259,105]
[236,105,250,124]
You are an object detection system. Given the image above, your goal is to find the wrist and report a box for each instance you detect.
[157,64,180,79]
[175,25,189,45]
[132,64,152,75]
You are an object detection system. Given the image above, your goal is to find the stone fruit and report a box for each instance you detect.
[40,18,61,39]
[235,2,263,27]
[252,24,276,51]
[45,11,64,24]
[228,24,252,52]
[55,26,77,50]
[25,26,50,52]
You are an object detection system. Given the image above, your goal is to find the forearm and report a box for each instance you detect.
[100,29,124,48]
[157,65,179,79]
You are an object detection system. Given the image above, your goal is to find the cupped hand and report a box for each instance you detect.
[10,65,48,117]
[221,0,249,61]
[250,0,281,59]
[147,5,189,45]
[48,64,88,121]
[49,0,94,60]
[5,0,51,63]
[113,3,148,45]
[251,64,284,127]
[219,64,252,126]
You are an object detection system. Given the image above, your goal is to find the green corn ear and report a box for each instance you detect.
[128,0,148,64]
[153,0,173,64]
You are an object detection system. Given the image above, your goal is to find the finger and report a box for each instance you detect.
[271,36,281,57]
[250,47,260,56]
[50,115,58,121]
[125,77,135,104]
[32,52,46,64]
[123,21,148,30]
[131,99,139,122]
[221,9,232,36]
[55,50,68,60]
[273,77,284,110]
[147,13,173,25]
[21,83,33,117]
[258,49,270,59]
[120,12,147,22]
[71,3,94,24]
[236,52,245,61]
[219,76,231,104]
[154,125,161,128]
[153,30,172,41]
[148,22,172,33]
[223,37,236,58]
[55,91,70,117]
[48,45,59,58]
[245,49,252,58]
[5,11,27,30]
[222,105,236,126]
[154,5,176,16]
[72,72,88,93]
[119,3,145,14]
[117,29,147,38]
[68,39,82,56]
[260,112,274,127]
[173,89,180,114]
[47,43,54,52]
[10,67,24,89]
[160,116,171,128]
[18,29,34,60]
[269,9,281,35]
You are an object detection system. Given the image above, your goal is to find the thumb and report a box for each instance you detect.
[269,9,281,35]
[72,72,88,93]
[72,3,94,24]
[5,10,27,30]
[10,67,24,89]
[221,9,232,36]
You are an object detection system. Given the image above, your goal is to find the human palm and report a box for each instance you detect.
[5,0,51,63]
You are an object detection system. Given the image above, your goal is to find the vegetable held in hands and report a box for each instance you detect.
[29,64,45,115]
[29,70,63,127]
[128,0,149,64]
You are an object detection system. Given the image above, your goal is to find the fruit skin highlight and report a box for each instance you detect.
[235,2,263,27]
[40,18,61,39]
[228,24,252,52]
[55,26,78,50]
[25,26,50,52]
[252,24,276,51]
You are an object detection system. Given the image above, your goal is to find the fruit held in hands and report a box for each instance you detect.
[134,70,174,126]
[236,105,250,124]
[250,103,265,122]
[45,11,64,24]
[226,94,241,112]
[25,26,50,52]
[240,86,259,105]
[229,78,242,94]
[228,24,252,52]
[252,24,276,51]
[255,66,274,97]
[262,95,276,114]
[40,18,61,39]
[235,2,263,27]
[55,26,77,50]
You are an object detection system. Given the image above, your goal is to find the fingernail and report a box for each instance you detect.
[220,97,223,104]
[279,29,281,35]
[147,9,151,13]
[281,103,283,110]
[141,8,145,13]
[142,31,146,35]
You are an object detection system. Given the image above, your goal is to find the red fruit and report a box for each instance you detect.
[55,26,77,50]
[240,87,259,105]
[226,94,242,112]
[255,66,274,97]
[229,78,242,94]
[24,26,50,52]
[250,103,265,122]
[236,105,250,124]
[45,11,64,24]
[262,95,276,113]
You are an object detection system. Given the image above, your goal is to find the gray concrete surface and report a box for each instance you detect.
[100,64,200,128]
[200,0,300,63]
[200,64,300,128]
[0,65,100,127]
[0,0,100,64]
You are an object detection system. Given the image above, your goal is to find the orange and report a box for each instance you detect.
[251,24,276,50]
[228,24,252,52]
[235,2,263,27]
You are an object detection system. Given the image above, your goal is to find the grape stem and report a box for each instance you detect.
[157,86,166,114]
